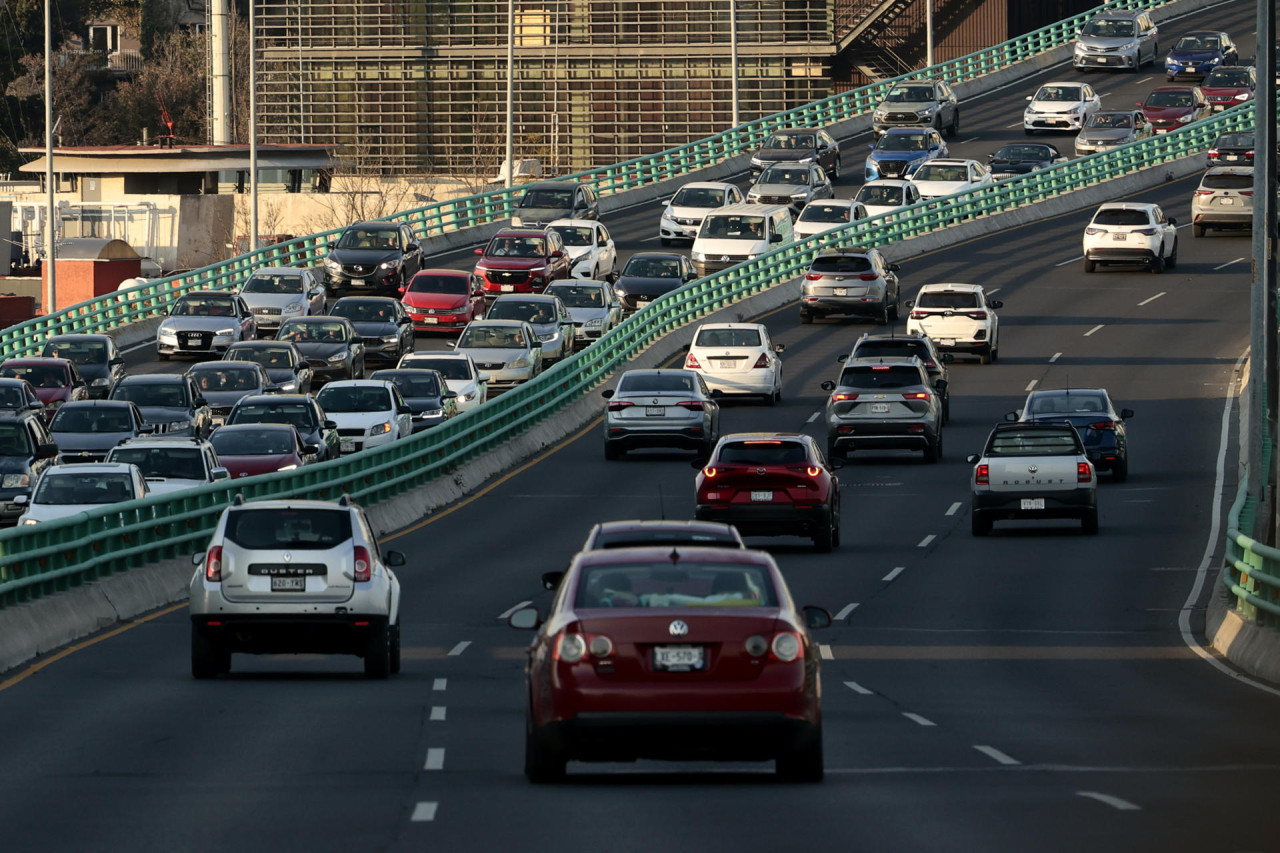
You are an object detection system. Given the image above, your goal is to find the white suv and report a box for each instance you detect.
[1082,202,1178,273]
[188,494,406,679]
[905,283,1002,364]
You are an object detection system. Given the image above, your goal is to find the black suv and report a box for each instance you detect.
[322,221,422,297]
[0,410,57,524]
[749,127,841,180]
[844,333,953,423]
[108,374,213,438]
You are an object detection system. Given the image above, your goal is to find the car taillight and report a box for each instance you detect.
[1084,227,1105,235]
[910,311,929,320]
[975,464,989,485]
[923,360,937,368]
[205,546,223,582]
[903,392,930,400]
[858,273,878,281]
[1194,189,1215,196]
[1077,462,1092,483]
[1207,149,1219,159]
[806,465,822,477]
[771,632,802,662]
[1241,190,1254,196]
[685,354,702,369]
[677,400,704,411]
[805,273,823,280]
[607,400,634,411]
[354,545,372,582]
[966,311,987,321]
[831,392,857,402]
[1134,227,1158,236]
[703,466,718,478]
[753,354,769,369]
[1086,420,1116,431]
[554,631,587,663]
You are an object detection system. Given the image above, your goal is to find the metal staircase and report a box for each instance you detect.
[835,0,985,83]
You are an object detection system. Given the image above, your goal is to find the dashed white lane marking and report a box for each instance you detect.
[433,678,447,691]
[1083,324,1104,337]
[903,713,937,727]
[1025,379,1038,392]
[1006,122,1025,129]
[640,235,660,242]
[497,601,532,620]
[806,411,820,424]
[961,136,981,144]
[945,501,961,516]
[917,534,935,548]
[974,745,1021,765]
[882,565,907,582]
[1055,255,1083,267]
[1050,352,1062,363]
[1214,257,1246,271]
[447,641,471,656]
[1138,291,1165,306]
[845,680,874,695]
[1077,791,1141,811]
[411,802,439,822]
[820,644,834,660]
[424,748,446,770]
[834,602,860,620]
[986,288,1000,295]
[1137,76,1153,84]
[430,706,447,721]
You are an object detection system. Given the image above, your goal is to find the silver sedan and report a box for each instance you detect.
[452,319,542,391]
[601,368,721,460]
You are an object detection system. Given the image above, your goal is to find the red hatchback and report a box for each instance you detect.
[510,545,831,782]
[472,228,571,298]
[694,433,843,552]
[0,357,89,423]
[401,269,486,333]
[1138,86,1210,133]
[207,423,314,478]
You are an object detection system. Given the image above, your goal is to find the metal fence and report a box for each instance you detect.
[0,99,1256,610]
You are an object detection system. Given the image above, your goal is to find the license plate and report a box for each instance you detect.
[751,490,773,502]
[422,316,437,323]
[340,440,356,453]
[715,359,737,369]
[501,285,515,292]
[1225,155,1239,161]
[834,287,848,296]
[645,406,665,416]
[1113,232,1128,241]
[1098,57,1109,63]
[271,576,306,592]
[871,403,890,413]
[1020,498,1046,510]
[1220,197,1235,205]
[654,645,704,670]
[939,338,956,347]
[350,279,365,287]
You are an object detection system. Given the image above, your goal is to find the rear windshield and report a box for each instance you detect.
[853,340,928,360]
[810,255,872,274]
[52,407,134,433]
[617,373,695,394]
[108,447,205,480]
[43,341,107,364]
[1026,394,1108,416]
[1092,209,1152,226]
[838,365,923,390]
[694,328,762,348]
[210,427,296,456]
[987,430,1080,456]
[224,508,353,549]
[915,290,979,309]
[1201,173,1253,190]
[716,440,808,465]
[575,561,777,608]
[592,530,740,549]
[1214,133,1253,149]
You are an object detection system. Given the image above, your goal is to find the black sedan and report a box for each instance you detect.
[1010,387,1133,481]
[48,399,149,463]
[329,297,414,365]
[987,143,1067,179]
[612,253,698,313]
[108,374,213,439]
[369,368,457,433]
[322,221,422,298]
[222,341,314,395]
[41,334,126,399]
[275,316,366,385]
[185,361,277,424]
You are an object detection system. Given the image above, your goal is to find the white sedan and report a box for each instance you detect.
[398,351,489,413]
[18,462,148,525]
[1024,81,1102,134]
[547,219,617,281]
[683,322,784,404]
[854,180,922,217]
[908,159,995,200]
[794,199,869,240]
[315,380,412,454]
[658,181,744,245]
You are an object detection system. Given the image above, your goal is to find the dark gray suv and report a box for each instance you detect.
[0,410,57,524]
[820,356,944,463]
[845,332,953,423]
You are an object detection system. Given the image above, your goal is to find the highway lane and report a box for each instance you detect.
[2,167,1276,851]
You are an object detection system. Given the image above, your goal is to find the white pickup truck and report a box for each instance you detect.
[967,422,1097,536]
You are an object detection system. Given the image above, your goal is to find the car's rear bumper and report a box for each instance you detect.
[696,502,830,537]
[540,711,819,763]
[191,613,383,656]
[699,373,775,397]
[606,425,706,451]
[1085,246,1159,264]
[829,422,935,451]
[1193,211,1252,227]
[972,487,1096,520]
[801,295,886,318]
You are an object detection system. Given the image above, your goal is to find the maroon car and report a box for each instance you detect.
[1138,86,1211,133]
[472,227,571,298]
[207,423,314,478]
[1199,65,1255,111]
[401,269,486,333]
[510,545,831,782]
[0,357,89,422]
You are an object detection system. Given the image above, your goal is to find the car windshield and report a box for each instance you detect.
[190,367,261,392]
[1206,68,1251,86]
[1,364,66,387]
[551,226,593,246]
[1086,113,1134,129]
[763,133,815,150]
[853,340,929,360]
[43,340,107,365]
[227,346,296,369]
[34,472,135,505]
[877,133,928,151]
[278,321,348,343]
[1081,19,1134,38]
[698,216,765,240]
[810,255,873,274]
[172,296,237,316]
[111,382,187,408]
[51,407,133,433]
[914,164,967,182]
[0,423,31,454]
[885,86,934,103]
[575,561,778,608]
[592,529,740,549]
[335,228,399,250]
[916,290,980,309]
[856,185,905,206]
[694,328,762,348]
[0,387,30,409]
[458,326,527,349]
[617,373,695,394]
[109,447,205,479]
[408,273,469,295]
[486,237,546,258]
[242,274,304,294]
[758,166,810,185]
[837,365,924,390]
[487,300,553,324]
[519,188,573,208]
[229,403,315,430]
[716,440,809,465]
[1027,393,1109,416]
[799,203,851,223]
[224,508,353,549]
[1145,91,1194,107]
[1034,86,1083,102]
[623,256,683,277]
[545,285,604,308]
[994,145,1052,161]
[332,301,396,323]
[1201,173,1254,190]
[670,186,726,207]
[316,385,392,413]
[210,427,296,456]
[1175,35,1220,51]
[401,357,471,380]
[1092,208,1153,226]
[987,429,1081,456]
[374,372,441,398]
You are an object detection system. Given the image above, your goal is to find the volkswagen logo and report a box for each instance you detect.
[721,255,730,262]
[668,620,689,637]
[1027,465,1038,474]
[756,467,767,475]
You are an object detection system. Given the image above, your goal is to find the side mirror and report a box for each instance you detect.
[397,404,412,414]
[303,442,322,455]
[940,353,954,363]
[399,316,412,325]
[709,389,723,398]
[210,467,230,481]
[1120,408,1134,419]
[989,300,1003,309]
[195,396,209,407]
[607,271,620,283]
[803,606,833,630]
[659,197,672,206]
[13,494,28,506]
[295,364,308,373]
[1026,95,1033,102]
[770,233,783,243]
[509,607,541,629]
[934,379,948,391]
[384,549,407,567]
[1004,411,1020,422]
[601,388,614,399]
[1166,217,1177,226]
[36,442,57,459]
[264,383,281,393]
[192,552,205,566]
[478,373,492,383]
[323,419,338,430]
[407,242,420,252]
[110,357,125,366]
[867,143,875,150]
[540,571,563,591]
[820,380,836,391]
[326,242,336,251]
[551,250,565,259]
[828,457,845,470]
[774,344,785,353]
[474,248,484,255]
[691,457,709,470]
[443,390,457,399]
[889,263,900,272]
[966,454,980,463]
[835,354,848,363]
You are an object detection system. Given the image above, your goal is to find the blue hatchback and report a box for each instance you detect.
[864,128,948,182]
[1165,30,1237,80]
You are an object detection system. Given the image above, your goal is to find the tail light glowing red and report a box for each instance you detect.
[354,546,372,582]
[858,273,878,281]
[903,392,930,400]
[205,546,223,582]
[805,273,822,280]
[1194,189,1215,196]
[752,354,769,369]
[685,354,702,369]
[975,464,989,485]
[607,400,634,412]
[1086,420,1116,431]
[703,467,718,478]
[806,465,822,477]
[831,392,857,402]
[1207,149,1219,158]
[676,400,704,411]
[1077,462,1092,483]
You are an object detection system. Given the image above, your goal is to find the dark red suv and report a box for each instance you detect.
[472,228,571,298]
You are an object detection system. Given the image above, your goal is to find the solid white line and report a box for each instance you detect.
[430,706,447,721]
[903,712,936,727]
[497,601,532,620]
[974,745,1021,765]
[806,411,820,424]
[844,680,874,695]
[1138,291,1165,306]
[1214,257,1246,271]
[917,534,935,548]
[640,235,660,242]
[834,602,859,620]
[1083,324,1104,337]
[1025,379,1038,392]
[945,501,961,516]
[1050,352,1062,363]
[424,748,445,770]
[447,641,471,656]
[1055,255,1083,267]
[882,565,907,582]
[820,644,834,660]
[1077,791,1140,811]
[411,802,439,822]
[120,340,154,355]
[433,678,447,691]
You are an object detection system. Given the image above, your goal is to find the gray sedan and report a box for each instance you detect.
[601,368,721,460]
[544,280,623,345]
[452,320,542,391]
[238,267,327,334]
[484,294,576,363]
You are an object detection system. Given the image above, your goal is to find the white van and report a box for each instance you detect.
[691,203,795,277]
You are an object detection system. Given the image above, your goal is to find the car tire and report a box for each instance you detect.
[1150,253,1165,274]
[877,303,890,325]
[942,396,951,425]
[1194,223,1205,238]
[191,623,229,679]
[525,709,567,783]
[389,618,402,675]
[157,352,169,361]
[364,618,392,679]
[1082,507,1100,535]
[1166,239,1177,269]
[812,517,833,553]
[948,110,960,138]
[971,511,992,536]
[604,442,623,461]
[1024,128,1036,136]
[776,725,823,783]
[979,345,992,366]
[800,310,813,325]
[826,439,844,461]
[830,157,841,180]
[889,298,900,322]
[1083,257,1096,273]
[924,433,941,463]
[660,237,671,247]
[990,346,999,363]
[1112,458,1129,483]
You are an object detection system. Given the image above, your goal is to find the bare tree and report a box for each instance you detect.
[298,144,439,235]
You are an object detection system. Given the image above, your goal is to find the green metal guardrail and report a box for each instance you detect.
[0,0,1188,364]
[1225,430,1280,628]
[0,100,1260,610]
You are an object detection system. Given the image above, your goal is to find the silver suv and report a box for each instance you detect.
[1073,9,1159,72]
[188,495,405,679]
[800,247,900,325]
[820,356,943,462]
[872,79,959,137]
[845,332,953,423]
[1192,166,1253,237]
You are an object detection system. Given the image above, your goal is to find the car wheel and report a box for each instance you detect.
[525,708,567,783]
[660,237,671,247]
[1194,223,1205,238]
[364,617,392,679]
[604,441,624,461]
[389,618,402,675]
[812,514,833,553]
[1150,253,1165,274]
[1083,257,1096,273]
[1166,239,1178,269]
[948,110,960,138]
[942,396,951,425]
[827,439,843,461]
[832,503,841,547]
[889,298,900,321]
[830,157,841,180]
[800,309,813,325]
[924,432,941,463]
[773,385,782,405]
[979,345,992,366]
[776,725,823,783]
[990,346,999,363]
[877,303,890,325]
[1024,128,1035,136]
[1082,507,1100,535]
[971,511,992,536]
[191,623,229,679]
[1112,458,1129,483]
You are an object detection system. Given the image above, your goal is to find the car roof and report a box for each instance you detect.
[117,435,212,447]
[214,422,294,432]
[522,180,583,190]
[57,399,134,408]
[629,252,687,261]
[345,220,399,230]
[1095,202,1157,211]
[493,227,550,238]
[405,351,468,360]
[992,421,1081,434]
[571,544,776,569]
[1149,85,1195,93]
[916,282,985,293]
[4,357,72,366]
[226,498,361,512]
[546,218,599,228]
[281,315,351,324]
[332,296,398,304]
[595,520,740,534]
[117,373,184,384]
[45,333,112,343]
[466,319,529,329]
[318,379,395,390]
[696,322,766,331]
[0,377,33,386]
[236,393,311,404]
[882,128,931,136]
[46,462,138,475]
[1028,388,1107,397]
[179,290,236,298]
[855,332,931,345]
[190,360,259,371]
[1037,80,1083,88]
[844,355,923,367]
[815,246,876,258]
[621,368,698,377]
[720,431,808,441]
[413,268,470,277]
[249,267,305,276]
[675,181,738,190]
[918,158,977,166]
[492,293,558,303]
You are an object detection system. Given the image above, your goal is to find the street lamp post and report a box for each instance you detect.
[44,0,55,313]
[926,0,935,68]
[730,0,740,128]
[505,0,515,190]
[249,0,259,251]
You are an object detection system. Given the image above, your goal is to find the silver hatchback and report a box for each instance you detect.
[602,369,721,459]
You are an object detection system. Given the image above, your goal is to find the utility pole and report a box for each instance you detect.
[505,0,515,190]
[249,0,259,251]
[730,0,740,128]
[926,0,935,68]
[43,0,55,314]
[1258,0,1278,540]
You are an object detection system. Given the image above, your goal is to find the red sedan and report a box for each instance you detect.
[510,545,831,782]
[0,357,89,422]
[694,433,843,552]
[207,423,314,478]
[401,269,485,333]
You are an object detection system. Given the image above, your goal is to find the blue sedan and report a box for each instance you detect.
[864,128,948,182]
[1165,31,1238,80]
